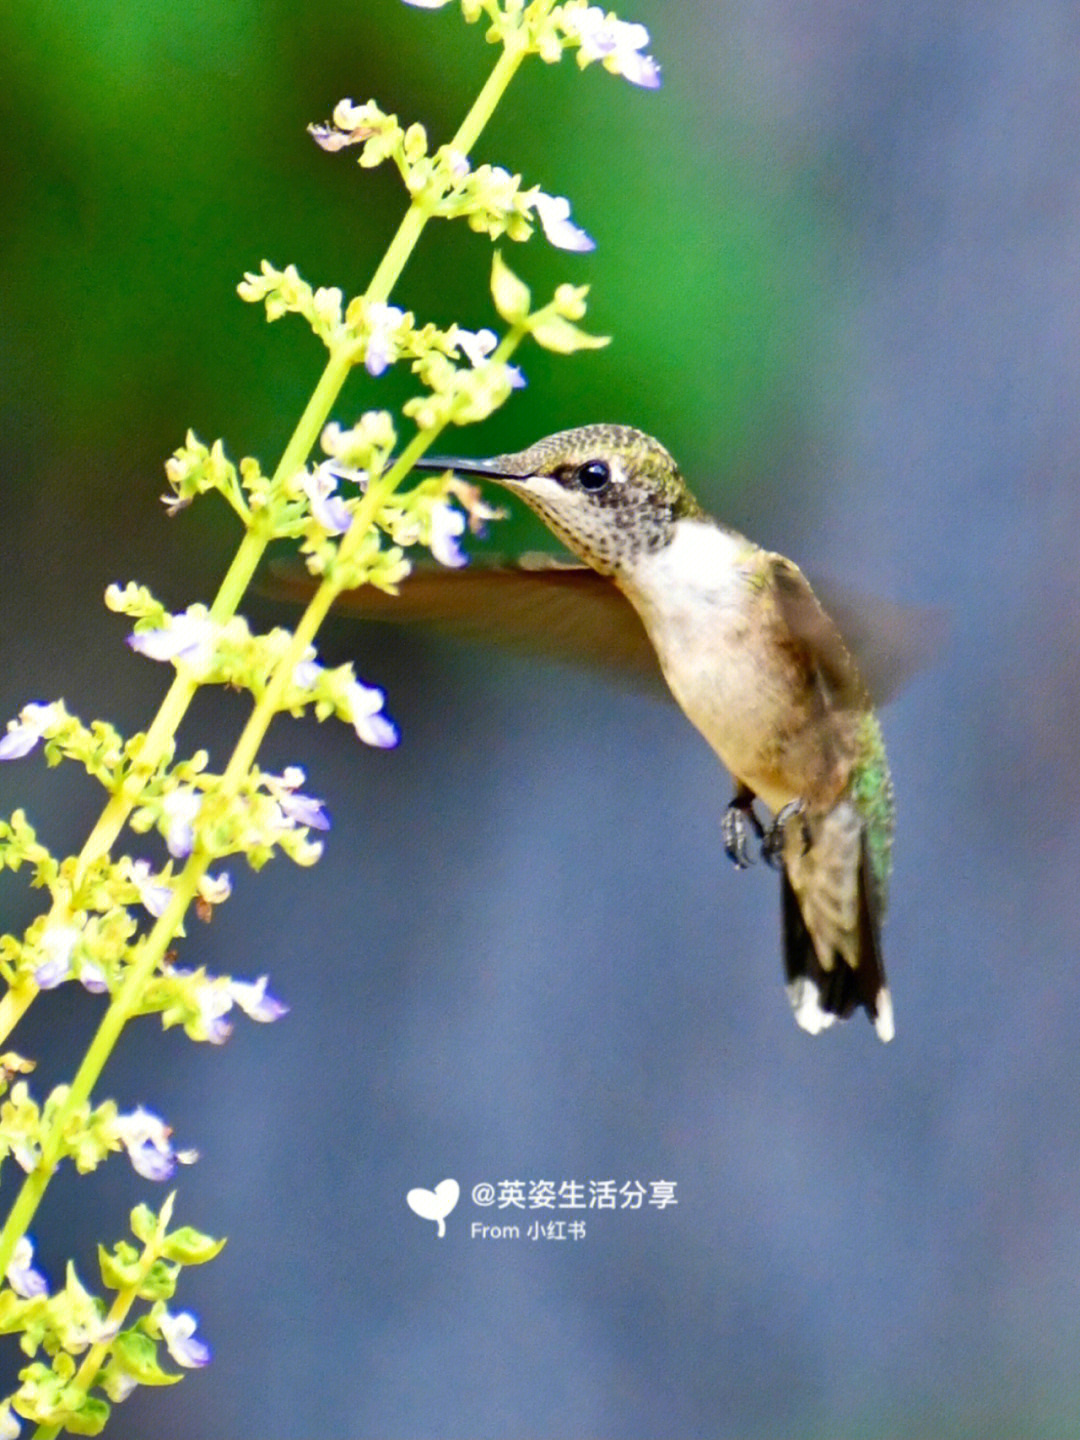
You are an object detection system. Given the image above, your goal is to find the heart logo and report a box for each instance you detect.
[406,1178,460,1237]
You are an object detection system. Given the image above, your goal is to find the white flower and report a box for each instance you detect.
[197,870,232,906]
[346,680,399,749]
[452,326,498,367]
[533,193,595,252]
[161,787,201,860]
[128,612,217,672]
[130,859,174,919]
[293,658,321,691]
[191,978,234,1045]
[364,303,406,377]
[443,147,470,179]
[429,501,468,569]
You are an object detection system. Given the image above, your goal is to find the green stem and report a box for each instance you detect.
[366,37,527,305]
[450,33,527,159]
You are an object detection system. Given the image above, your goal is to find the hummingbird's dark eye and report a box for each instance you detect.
[577,459,611,493]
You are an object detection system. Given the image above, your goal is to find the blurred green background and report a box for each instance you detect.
[1,0,834,548]
[4,3,1080,1438]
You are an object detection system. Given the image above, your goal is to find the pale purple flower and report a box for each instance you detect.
[402,0,453,7]
[564,9,662,89]
[128,612,216,669]
[35,925,79,989]
[447,480,506,538]
[346,680,399,749]
[193,980,234,1045]
[266,766,331,831]
[508,365,527,390]
[161,490,190,517]
[364,303,405,377]
[278,792,330,830]
[0,702,60,761]
[300,466,352,535]
[429,502,468,569]
[309,100,374,153]
[309,123,352,153]
[130,859,174,919]
[230,975,289,1023]
[6,1237,47,1299]
[533,193,595,252]
[78,961,108,995]
[162,788,201,859]
[113,1106,197,1182]
[618,49,661,89]
[159,1310,211,1368]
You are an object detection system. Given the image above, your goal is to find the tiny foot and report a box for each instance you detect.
[762,799,808,870]
[722,792,765,870]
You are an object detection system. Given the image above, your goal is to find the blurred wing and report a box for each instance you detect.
[266,554,942,707]
[265,554,668,694]
[770,558,865,707]
[771,557,945,708]
[813,579,947,706]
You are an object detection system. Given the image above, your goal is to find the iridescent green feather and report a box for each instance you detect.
[849,711,895,911]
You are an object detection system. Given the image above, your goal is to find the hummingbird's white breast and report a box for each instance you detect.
[619,518,803,815]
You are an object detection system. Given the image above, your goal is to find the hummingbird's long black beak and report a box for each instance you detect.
[411,455,519,481]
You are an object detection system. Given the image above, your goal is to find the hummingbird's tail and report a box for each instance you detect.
[780,805,893,1042]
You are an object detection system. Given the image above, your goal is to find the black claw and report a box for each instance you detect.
[722,790,765,870]
[762,799,809,870]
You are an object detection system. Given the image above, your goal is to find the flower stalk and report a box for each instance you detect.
[0,2,659,1430]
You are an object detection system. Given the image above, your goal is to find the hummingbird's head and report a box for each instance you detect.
[414,424,703,575]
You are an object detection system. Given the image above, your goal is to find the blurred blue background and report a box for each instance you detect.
[2,2,1080,1436]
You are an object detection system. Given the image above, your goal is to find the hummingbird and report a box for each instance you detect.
[273,424,898,1041]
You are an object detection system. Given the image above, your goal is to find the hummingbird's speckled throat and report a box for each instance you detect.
[413,423,895,1043]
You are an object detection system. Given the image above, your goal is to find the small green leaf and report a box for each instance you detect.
[111,1330,180,1386]
[137,1258,179,1302]
[129,1204,157,1245]
[490,251,530,323]
[98,1242,142,1292]
[62,1394,111,1435]
[529,314,610,355]
[161,1227,226,1266]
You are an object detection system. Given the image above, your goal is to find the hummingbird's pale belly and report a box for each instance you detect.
[621,521,820,815]
[650,612,806,815]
